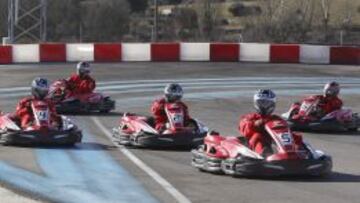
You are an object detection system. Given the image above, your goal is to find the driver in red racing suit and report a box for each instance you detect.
[15,78,61,129]
[66,62,96,96]
[239,89,303,156]
[151,83,191,131]
[292,81,342,121]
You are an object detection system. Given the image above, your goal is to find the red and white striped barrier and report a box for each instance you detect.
[0,43,358,65]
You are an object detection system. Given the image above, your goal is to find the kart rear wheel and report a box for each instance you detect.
[0,134,13,146]
[100,109,110,113]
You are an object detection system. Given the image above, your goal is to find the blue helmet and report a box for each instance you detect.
[31,77,49,99]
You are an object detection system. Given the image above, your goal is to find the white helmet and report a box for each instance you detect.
[31,77,49,100]
[76,61,91,76]
[164,83,183,102]
[324,81,340,97]
[253,89,276,115]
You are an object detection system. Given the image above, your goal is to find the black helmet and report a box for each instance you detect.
[164,83,183,102]
[31,77,49,100]
[253,89,276,115]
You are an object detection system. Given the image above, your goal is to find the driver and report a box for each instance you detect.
[292,81,343,120]
[239,89,303,156]
[151,83,191,131]
[66,61,96,96]
[15,78,61,129]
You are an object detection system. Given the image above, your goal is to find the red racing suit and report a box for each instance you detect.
[15,96,61,129]
[66,74,96,96]
[292,95,343,121]
[151,97,191,131]
[239,113,303,154]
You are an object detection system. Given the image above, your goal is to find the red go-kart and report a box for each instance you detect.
[191,117,332,177]
[282,96,360,132]
[0,100,82,146]
[113,102,208,148]
[48,79,115,114]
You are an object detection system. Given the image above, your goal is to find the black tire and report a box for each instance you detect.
[348,127,358,132]
[0,134,12,146]
[100,109,111,113]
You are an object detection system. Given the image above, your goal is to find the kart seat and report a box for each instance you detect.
[145,117,156,128]
[237,136,249,146]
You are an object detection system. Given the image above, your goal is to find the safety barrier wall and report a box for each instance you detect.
[180,43,209,61]
[12,44,40,63]
[239,43,270,62]
[94,43,122,62]
[40,44,66,62]
[0,43,358,65]
[270,44,300,63]
[0,46,12,64]
[66,43,94,62]
[122,43,151,61]
[330,47,360,65]
[151,43,180,61]
[300,45,330,64]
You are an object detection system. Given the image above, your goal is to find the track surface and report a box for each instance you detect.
[0,63,360,203]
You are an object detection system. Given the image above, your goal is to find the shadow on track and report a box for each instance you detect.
[7,142,116,151]
[61,111,124,117]
[310,131,360,136]
[254,172,360,183]
[125,145,196,152]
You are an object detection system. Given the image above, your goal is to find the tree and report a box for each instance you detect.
[320,0,333,41]
[173,7,199,40]
[82,0,130,42]
[196,0,222,41]
[127,0,147,13]
[47,0,82,42]
[0,0,7,39]
[243,0,317,43]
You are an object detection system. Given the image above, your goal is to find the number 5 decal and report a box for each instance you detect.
[281,133,292,145]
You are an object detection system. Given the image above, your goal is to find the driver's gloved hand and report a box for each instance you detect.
[261,146,272,157]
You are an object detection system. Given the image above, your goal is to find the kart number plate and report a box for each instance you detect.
[172,114,184,124]
[36,110,49,121]
[280,133,293,145]
[300,103,311,111]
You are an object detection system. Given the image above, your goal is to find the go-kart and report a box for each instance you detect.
[113,102,208,148]
[0,100,82,146]
[282,96,360,132]
[48,79,115,114]
[191,117,332,177]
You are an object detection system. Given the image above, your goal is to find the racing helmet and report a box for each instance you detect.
[324,81,340,97]
[253,89,276,115]
[76,61,91,77]
[31,77,49,100]
[164,83,183,102]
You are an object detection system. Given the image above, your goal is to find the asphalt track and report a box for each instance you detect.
[0,62,360,203]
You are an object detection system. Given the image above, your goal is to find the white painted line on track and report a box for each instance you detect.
[91,117,192,203]
[0,187,41,203]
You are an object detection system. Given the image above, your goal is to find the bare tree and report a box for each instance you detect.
[243,0,317,43]
[320,0,333,41]
[196,0,222,41]
[0,0,7,39]
[82,0,130,42]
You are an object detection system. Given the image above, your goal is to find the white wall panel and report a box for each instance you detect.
[12,44,40,63]
[180,43,210,61]
[300,45,330,64]
[122,43,151,61]
[66,43,94,62]
[239,43,270,62]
